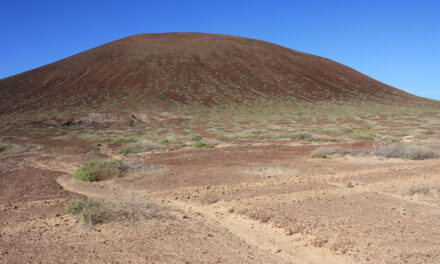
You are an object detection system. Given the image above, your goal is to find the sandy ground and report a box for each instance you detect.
[1,139,439,263]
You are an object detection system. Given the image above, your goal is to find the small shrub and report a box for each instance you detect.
[289,132,312,140]
[311,146,361,158]
[98,137,112,143]
[391,131,408,137]
[250,129,263,135]
[91,143,101,147]
[190,135,203,141]
[116,146,135,155]
[258,133,287,140]
[347,183,355,188]
[306,135,339,142]
[158,138,173,145]
[74,159,125,182]
[317,128,344,136]
[350,132,375,140]
[134,130,144,136]
[413,134,427,140]
[99,194,164,222]
[380,136,400,142]
[67,198,100,228]
[0,145,10,152]
[112,137,137,144]
[422,130,434,135]
[375,143,438,160]
[205,128,219,134]
[192,141,214,148]
[408,186,432,196]
[216,134,236,140]
[78,134,99,142]
[117,143,162,155]
[311,147,339,158]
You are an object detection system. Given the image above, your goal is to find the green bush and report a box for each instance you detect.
[192,141,214,148]
[98,137,112,143]
[74,160,125,182]
[67,198,100,227]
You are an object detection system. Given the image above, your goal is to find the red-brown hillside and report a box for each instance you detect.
[0,33,433,116]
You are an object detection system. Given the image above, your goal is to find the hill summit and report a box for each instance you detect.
[0,33,430,117]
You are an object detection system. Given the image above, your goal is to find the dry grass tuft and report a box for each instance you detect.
[67,194,168,228]
[407,185,439,196]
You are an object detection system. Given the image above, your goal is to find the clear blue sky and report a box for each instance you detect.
[1,0,439,99]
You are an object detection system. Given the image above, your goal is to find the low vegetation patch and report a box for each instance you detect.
[67,195,166,227]
[74,159,126,182]
[116,143,162,155]
[190,134,203,141]
[192,141,214,148]
[158,138,173,145]
[112,137,137,144]
[258,133,288,140]
[288,132,312,140]
[311,146,356,158]
[67,198,100,228]
[0,145,10,152]
[391,131,408,137]
[375,143,439,160]
[408,185,432,196]
[99,194,165,222]
[422,130,434,135]
[413,134,427,140]
[306,135,339,142]
[311,147,341,158]
[350,131,375,140]
[311,142,440,160]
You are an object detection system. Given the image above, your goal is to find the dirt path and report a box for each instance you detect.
[167,199,351,264]
[57,170,352,264]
